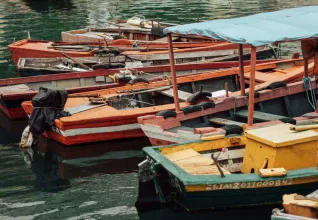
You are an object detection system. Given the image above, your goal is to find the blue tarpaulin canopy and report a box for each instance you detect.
[163,6,318,47]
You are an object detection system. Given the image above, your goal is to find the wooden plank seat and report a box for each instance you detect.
[235,109,284,122]
[245,71,283,83]
[209,117,244,126]
[166,126,194,134]
[158,88,193,101]
[202,148,245,172]
[165,149,230,175]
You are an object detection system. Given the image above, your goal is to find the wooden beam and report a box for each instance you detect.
[167,34,180,112]
[304,58,309,77]
[248,46,257,126]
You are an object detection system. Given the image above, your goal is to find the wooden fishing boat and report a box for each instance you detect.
[1,60,276,119]
[137,6,318,146]
[138,122,318,211]
[138,77,317,146]
[21,59,306,146]
[8,39,277,67]
[8,39,222,66]
[61,17,207,43]
[17,47,277,76]
[271,189,318,219]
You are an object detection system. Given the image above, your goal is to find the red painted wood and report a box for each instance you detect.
[248,46,257,126]
[167,34,180,112]
[0,60,278,87]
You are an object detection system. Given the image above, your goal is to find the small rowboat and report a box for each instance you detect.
[21,59,305,146]
[271,189,318,219]
[0,60,275,120]
[138,122,318,211]
[17,47,277,76]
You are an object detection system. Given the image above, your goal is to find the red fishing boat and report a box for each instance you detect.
[1,60,276,119]
[8,39,274,67]
[21,59,301,146]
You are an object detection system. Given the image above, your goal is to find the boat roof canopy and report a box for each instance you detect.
[163,6,318,47]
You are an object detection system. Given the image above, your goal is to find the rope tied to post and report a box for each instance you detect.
[303,77,316,111]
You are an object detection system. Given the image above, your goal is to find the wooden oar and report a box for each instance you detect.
[68,94,100,98]
[290,124,318,131]
[60,52,92,70]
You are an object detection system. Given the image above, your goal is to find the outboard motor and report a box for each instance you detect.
[28,86,70,139]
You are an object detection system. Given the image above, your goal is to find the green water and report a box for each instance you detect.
[1,0,318,219]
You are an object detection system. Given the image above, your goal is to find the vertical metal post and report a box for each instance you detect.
[238,44,245,96]
[167,34,180,112]
[304,58,309,77]
[225,82,229,97]
[248,46,257,126]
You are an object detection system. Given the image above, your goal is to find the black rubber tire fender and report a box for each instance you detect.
[109,63,126,68]
[107,49,121,56]
[94,49,121,56]
[279,117,296,125]
[266,81,287,90]
[112,35,123,40]
[128,77,149,85]
[156,110,177,119]
[92,64,110,70]
[180,106,194,115]
[197,101,215,110]
[187,91,212,105]
[244,91,260,98]
[221,124,243,136]
[191,105,203,113]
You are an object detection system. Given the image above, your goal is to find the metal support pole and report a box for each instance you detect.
[225,82,229,97]
[167,34,180,112]
[238,44,245,96]
[247,46,257,126]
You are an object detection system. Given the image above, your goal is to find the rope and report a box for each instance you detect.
[303,77,316,111]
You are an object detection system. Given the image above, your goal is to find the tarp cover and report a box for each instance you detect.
[163,6,318,47]
[29,86,70,137]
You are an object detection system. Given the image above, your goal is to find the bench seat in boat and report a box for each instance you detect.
[0,84,32,95]
[235,109,284,121]
[166,126,194,134]
[165,149,230,175]
[158,88,193,101]
[209,117,244,126]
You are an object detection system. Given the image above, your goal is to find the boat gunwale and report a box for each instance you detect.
[2,58,284,87]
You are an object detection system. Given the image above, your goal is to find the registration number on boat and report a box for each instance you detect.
[206,179,293,191]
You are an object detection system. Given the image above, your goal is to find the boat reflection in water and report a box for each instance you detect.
[21,136,149,191]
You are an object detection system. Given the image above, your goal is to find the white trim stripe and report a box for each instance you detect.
[54,123,141,137]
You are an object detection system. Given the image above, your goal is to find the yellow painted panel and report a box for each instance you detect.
[274,142,317,170]
[241,138,276,174]
[245,123,318,147]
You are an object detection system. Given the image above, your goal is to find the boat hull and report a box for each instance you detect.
[170,181,318,211]
[139,145,318,211]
